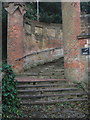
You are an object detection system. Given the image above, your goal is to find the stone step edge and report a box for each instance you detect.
[18,92,88,98]
[17,83,76,88]
[18,88,80,93]
[15,78,67,82]
[17,71,65,75]
[20,98,88,105]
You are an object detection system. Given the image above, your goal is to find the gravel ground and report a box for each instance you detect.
[19,101,89,119]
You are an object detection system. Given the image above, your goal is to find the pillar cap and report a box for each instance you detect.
[4,2,26,15]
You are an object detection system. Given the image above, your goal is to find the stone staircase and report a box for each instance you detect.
[16,77,88,105]
[16,57,88,105]
[19,57,65,79]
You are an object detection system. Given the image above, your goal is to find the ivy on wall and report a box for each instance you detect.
[2,64,21,118]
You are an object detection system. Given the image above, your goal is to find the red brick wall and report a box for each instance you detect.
[5,3,63,72]
[5,2,89,80]
[5,3,26,73]
[62,2,88,82]
[23,19,63,55]
[7,10,24,73]
[22,19,63,70]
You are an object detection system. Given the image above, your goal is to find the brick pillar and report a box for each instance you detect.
[5,3,26,73]
[62,2,88,82]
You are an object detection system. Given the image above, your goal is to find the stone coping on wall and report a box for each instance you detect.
[15,47,62,61]
[24,17,62,29]
[77,34,90,39]
[23,48,64,70]
[80,14,90,17]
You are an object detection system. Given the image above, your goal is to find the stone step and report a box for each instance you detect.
[16,77,67,83]
[17,77,88,106]
[18,73,64,77]
[28,76,65,79]
[17,83,77,89]
[20,98,88,105]
[18,70,64,76]
[18,92,87,99]
[17,88,80,93]
[39,72,64,76]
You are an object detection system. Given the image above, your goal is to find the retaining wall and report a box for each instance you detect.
[23,18,63,70]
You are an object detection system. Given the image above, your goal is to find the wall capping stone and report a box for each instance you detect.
[24,17,62,29]
[77,34,90,40]
[80,14,90,17]
[15,47,62,61]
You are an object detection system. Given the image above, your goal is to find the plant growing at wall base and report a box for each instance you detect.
[2,63,21,118]
[73,81,88,94]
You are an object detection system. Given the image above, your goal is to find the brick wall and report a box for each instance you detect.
[62,2,88,82]
[5,3,90,79]
[5,3,26,73]
[80,14,90,81]
[22,18,63,70]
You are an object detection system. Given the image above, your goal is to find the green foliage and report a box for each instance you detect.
[24,2,37,20]
[81,2,90,14]
[73,81,85,89]
[2,64,21,118]
[39,2,62,24]
[73,81,88,93]
[25,2,62,24]
[25,2,90,24]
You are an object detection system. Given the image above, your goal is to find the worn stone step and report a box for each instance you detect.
[17,83,77,88]
[34,76,65,79]
[18,76,65,79]
[39,69,64,73]
[18,73,39,76]
[20,98,88,105]
[24,66,64,71]
[39,73,64,76]
[18,92,88,99]
[21,57,64,80]
[16,77,67,83]
[18,71,64,76]
[17,88,79,93]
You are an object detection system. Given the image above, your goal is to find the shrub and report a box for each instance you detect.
[2,63,20,118]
